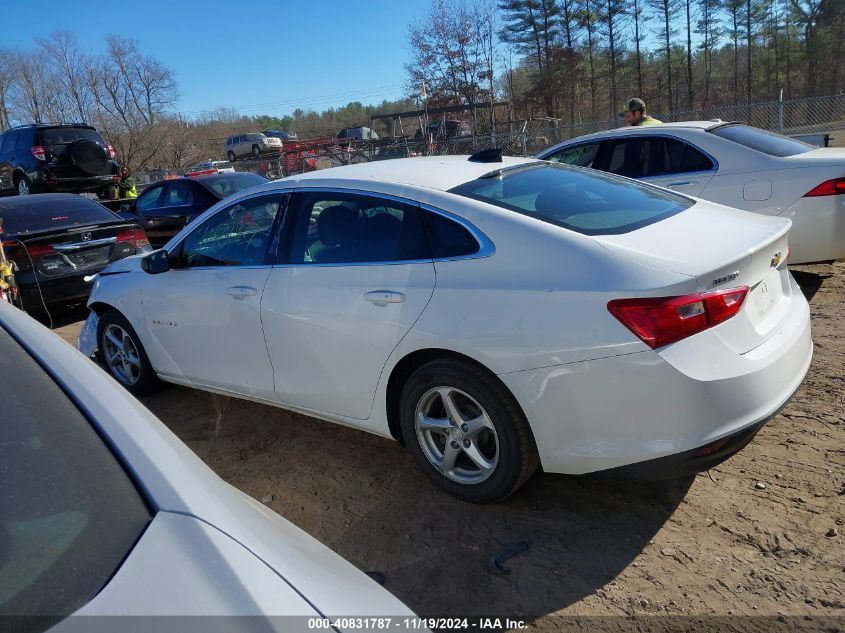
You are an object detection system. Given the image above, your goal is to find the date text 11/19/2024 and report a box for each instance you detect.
[307,617,528,630]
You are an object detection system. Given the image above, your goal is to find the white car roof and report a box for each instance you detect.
[289,155,540,191]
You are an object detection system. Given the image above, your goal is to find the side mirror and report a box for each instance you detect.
[142,249,170,275]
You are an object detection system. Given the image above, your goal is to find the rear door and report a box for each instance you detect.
[261,190,435,421]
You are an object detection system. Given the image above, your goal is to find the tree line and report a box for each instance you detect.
[0,1,842,173]
[407,0,844,124]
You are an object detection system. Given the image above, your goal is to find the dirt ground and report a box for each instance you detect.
[53,263,844,631]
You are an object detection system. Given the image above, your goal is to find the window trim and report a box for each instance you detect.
[271,186,495,268]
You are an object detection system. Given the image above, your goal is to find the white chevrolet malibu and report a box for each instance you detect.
[0,302,417,628]
[536,121,845,264]
[79,153,813,503]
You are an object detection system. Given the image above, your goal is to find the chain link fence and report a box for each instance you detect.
[230,94,845,180]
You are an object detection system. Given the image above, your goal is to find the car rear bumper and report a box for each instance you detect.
[500,275,813,476]
[32,173,117,193]
[779,195,845,264]
[18,273,97,308]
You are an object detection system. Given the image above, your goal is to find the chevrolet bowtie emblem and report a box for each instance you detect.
[770,251,782,268]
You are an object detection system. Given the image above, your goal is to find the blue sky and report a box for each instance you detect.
[4,0,432,118]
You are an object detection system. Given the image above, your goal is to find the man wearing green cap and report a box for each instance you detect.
[620,98,662,126]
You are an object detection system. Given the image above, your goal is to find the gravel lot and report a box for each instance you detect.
[53,262,844,631]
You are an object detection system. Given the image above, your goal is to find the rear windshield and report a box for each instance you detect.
[36,127,104,147]
[710,124,813,157]
[204,172,268,197]
[449,163,693,235]
[0,198,119,234]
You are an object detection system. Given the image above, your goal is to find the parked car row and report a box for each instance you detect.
[3,119,836,629]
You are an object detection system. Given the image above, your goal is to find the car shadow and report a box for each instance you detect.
[790,269,831,302]
[24,302,89,330]
[144,388,694,621]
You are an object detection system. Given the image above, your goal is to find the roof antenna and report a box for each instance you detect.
[468,148,502,163]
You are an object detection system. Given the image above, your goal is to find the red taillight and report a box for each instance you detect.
[803,178,845,197]
[31,145,46,161]
[608,286,750,349]
[116,227,150,249]
[105,142,115,159]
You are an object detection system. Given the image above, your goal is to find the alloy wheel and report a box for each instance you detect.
[102,324,142,385]
[414,386,499,484]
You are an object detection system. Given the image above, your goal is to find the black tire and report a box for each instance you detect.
[227,150,236,162]
[97,310,160,396]
[15,174,32,196]
[399,357,540,503]
[252,144,261,157]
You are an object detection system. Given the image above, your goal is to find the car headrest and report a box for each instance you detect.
[317,205,359,246]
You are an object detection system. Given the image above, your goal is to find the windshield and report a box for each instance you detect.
[36,127,104,146]
[449,163,694,236]
[205,172,268,197]
[710,124,813,157]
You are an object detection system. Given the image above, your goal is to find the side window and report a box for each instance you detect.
[679,142,715,172]
[607,139,646,178]
[177,195,283,268]
[291,192,430,264]
[422,212,480,258]
[162,181,194,207]
[14,130,30,151]
[606,138,713,177]
[546,143,600,168]
[1,131,17,155]
[135,185,165,212]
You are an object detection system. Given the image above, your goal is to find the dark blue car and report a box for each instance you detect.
[117,172,268,248]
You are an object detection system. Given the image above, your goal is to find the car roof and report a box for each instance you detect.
[288,155,540,192]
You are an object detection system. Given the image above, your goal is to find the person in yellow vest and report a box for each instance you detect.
[619,98,662,126]
[117,165,138,199]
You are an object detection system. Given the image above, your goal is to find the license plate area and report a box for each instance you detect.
[66,245,112,269]
[747,269,783,324]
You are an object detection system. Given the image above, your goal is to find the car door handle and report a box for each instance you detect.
[364,290,405,306]
[226,286,258,300]
[667,181,694,187]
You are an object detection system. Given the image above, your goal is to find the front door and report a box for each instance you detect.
[261,190,436,422]
[142,192,288,400]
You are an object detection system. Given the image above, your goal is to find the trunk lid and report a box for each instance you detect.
[595,200,792,353]
[9,221,144,278]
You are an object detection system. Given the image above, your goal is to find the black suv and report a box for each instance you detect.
[0,124,120,197]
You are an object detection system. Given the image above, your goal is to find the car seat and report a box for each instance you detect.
[314,205,362,262]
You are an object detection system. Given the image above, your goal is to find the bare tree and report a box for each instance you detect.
[407,0,491,107]
[37,32,93,123]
